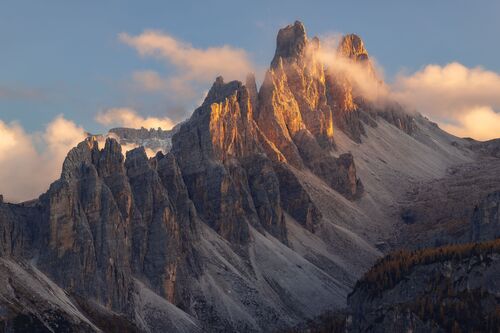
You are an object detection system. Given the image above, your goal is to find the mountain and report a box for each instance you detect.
[1,21,499,332]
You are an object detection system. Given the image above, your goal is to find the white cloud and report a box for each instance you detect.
[439,106,500,141]
[390,62,500,140]
[95,107,175,130]
[119,30,255,99]
[313,33,390,104]
[392,62,500,117]
[0,116,86,203]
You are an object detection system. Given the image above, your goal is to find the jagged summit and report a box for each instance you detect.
[338,34,369,61]
[202,76,244,106]
[271,20,308,67]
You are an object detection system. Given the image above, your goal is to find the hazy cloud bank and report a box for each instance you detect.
[391,62,500,140]
[95,107,175,130]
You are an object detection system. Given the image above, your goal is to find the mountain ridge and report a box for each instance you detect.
[1,20,499,332]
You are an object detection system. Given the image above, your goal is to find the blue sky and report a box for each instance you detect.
[1,0,500,133]
[2,1,500,202]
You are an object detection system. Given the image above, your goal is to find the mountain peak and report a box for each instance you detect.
[338,33,369,61]
[202,76,243,106]
[271,20,308,67]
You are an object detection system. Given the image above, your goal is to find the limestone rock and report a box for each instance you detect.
[257,21,363,198]
[471,191,500,242]
[338,34,369,62]
[172,77,288,244]
[39,137,132,311]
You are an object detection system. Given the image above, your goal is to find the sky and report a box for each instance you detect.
[1,1,500,201]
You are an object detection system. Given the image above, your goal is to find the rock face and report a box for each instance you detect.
[38,138,132,311]
[0,137,203,330]
[325,32,417,142]
[471,191,500,242]
[256,21,363,198]
[171,77,287,244]
[347,240,500,332]
[337,34,369,61]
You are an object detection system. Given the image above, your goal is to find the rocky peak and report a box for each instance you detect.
[202,76,243,107]
[271,20,307,67]
[96,138,125,178]
[338,34,369,61]
[61,136,100,180]
[246,73,259,110]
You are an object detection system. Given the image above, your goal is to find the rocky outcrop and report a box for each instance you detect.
[347,240,500,332]
[471,191,500,242]
[467,138,500,158]
[36,138,132,311]
[272,163,322,232]
[324,33,373,143]
[259,21,334,157]
[337,34,369,62]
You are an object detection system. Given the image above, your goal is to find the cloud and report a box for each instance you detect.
[390,62,500,140]
[0,85,46,101]
[313,35,500,141]
[105,132,159,159]
[119,30,256,100]
[312,33,390,104]
[439,106,500,141]
[95,107,175,130]
[0,113,169,202]
[392,63,500,117]
[0,116,86,203]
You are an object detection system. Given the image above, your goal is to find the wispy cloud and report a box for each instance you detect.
[314,33,390,104]
[0,85,47,101]
[119,30,256,100]
[0,116,86,202]
[132,70,169,92]
[95,107,175,130]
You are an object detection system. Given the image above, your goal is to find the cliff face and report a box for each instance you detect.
[347,240,500,332]
[256,21,363,198]
[0,137,203,330]
[31,138,200,311]
[171,77,288,244]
